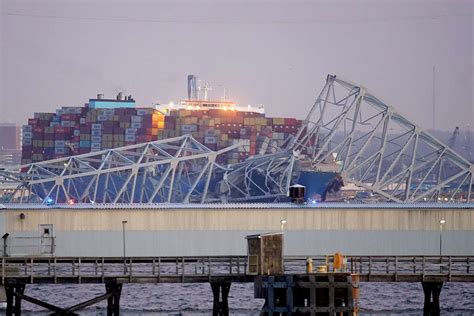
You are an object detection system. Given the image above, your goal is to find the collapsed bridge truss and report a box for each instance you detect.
[292,75,473,202]
[0,135,295,204]
[1,75,472,204]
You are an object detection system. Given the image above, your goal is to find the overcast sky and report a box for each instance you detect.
[1,0,473,132]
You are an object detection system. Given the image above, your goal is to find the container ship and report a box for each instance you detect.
[20,75,342,202]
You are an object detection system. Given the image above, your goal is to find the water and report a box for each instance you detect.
[14,282,474,315]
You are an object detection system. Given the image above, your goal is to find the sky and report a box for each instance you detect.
[0,0,473,132]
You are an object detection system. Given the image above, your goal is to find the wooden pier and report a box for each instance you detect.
[1,255,473,315]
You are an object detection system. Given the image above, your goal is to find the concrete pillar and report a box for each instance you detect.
[211,282,231,316]
[422,282,443,316]
[5,282,25,316]
[105,281,123,316]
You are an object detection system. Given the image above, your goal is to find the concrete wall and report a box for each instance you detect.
[1,206,473,256]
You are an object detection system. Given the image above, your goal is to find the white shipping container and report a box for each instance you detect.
[136,109,153,116]
[181,125,198,132]
[125,128,137,135]
[131,122,142,129]
[131,116,143,123]
[92,124,102,130]
[63,107,82,114]
[205,129,216,136]
[204,136,216,144]
[91,136,102,142]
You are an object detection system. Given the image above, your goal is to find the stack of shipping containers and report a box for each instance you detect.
[21,97,301,165]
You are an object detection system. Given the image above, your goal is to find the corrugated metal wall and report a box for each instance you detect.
[1,206,473,256]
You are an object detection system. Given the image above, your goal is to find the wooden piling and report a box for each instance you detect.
[255,273,355,315]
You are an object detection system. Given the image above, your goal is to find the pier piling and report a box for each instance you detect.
[211,281,231,316]
[5,281,25,316]
[422,282,443,316]
[106,280,123,316]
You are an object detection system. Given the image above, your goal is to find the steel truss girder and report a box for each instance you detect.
[292,74,473,202]
[0,135,240,203]
[216,150,296,202]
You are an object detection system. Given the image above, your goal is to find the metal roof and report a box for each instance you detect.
[2,202,473,210]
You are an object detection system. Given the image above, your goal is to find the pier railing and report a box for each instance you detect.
[1,256,250,284]
[1,255,473,284]
[2,237,56,257]
[286,255,474,282]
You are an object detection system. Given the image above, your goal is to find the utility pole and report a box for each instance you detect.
[122,220,127,274]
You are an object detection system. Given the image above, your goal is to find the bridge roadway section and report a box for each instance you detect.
[0,202,473,257]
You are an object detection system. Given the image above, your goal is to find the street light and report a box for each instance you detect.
[122,220,128,273]
[439,219,446,256]
[280,219,287,233]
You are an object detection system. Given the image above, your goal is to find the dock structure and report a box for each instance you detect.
[1,255,473,315]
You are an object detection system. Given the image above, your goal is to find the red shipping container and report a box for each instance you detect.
[206,143,218,151]
[136,135,153,142]
[38,120,51,127]
[136,128,147,135]
[28,118,39,126]
[55,127,73,134]
[44,133,55,140]
[61,114,81,121]
[165,116,176,123]
[80,125,91,133]
[103,121,118,128]
[284,118,297,125]
[103,127,114,134]
[165,122,175,130]
[55,133,67,140]
[113,127,125,134]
